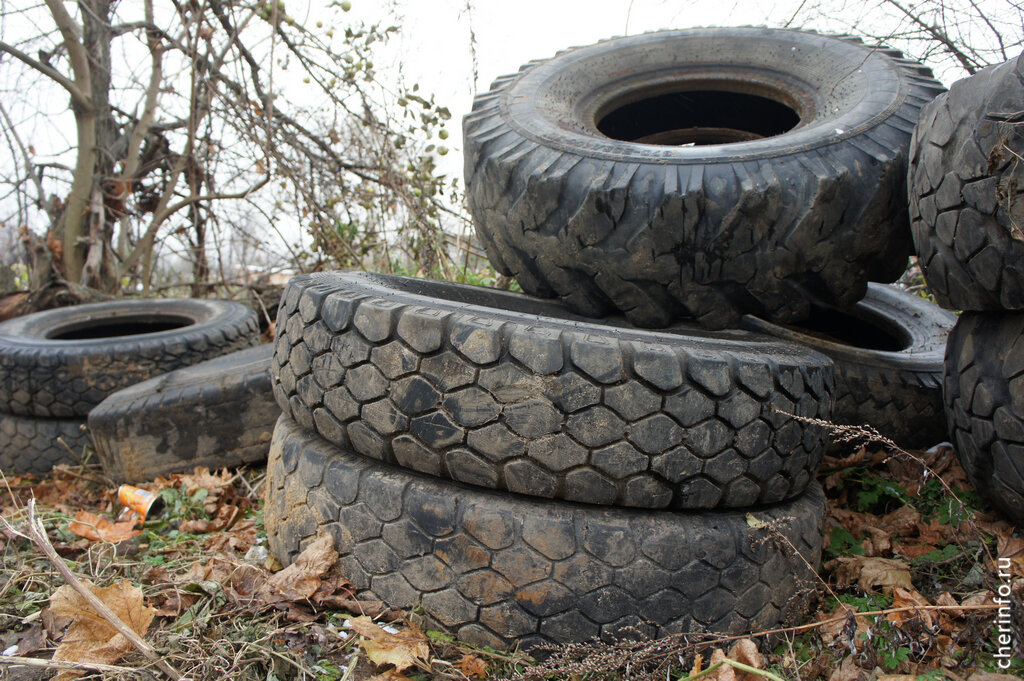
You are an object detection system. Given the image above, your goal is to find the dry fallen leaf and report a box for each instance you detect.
[349,615,431,672]
[727,638,763,672]
[996,534,1024,578]
[257,534,337,604]
[707,648,735,681]
[67,510,140,543]
[179,503,240,535]
[828,655,867,681]
[456,653,488,679]
[49,579,155,681]
[831,556,914,593]
[889,586,935,628]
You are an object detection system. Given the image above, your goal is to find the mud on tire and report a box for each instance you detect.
[271,272,834,510]
[464,28,945,329]
[90,345,279,482]
[264,415,826,651]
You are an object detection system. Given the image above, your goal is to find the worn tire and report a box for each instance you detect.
[265,415,825,650]
[89,344,279,482]
[943,313,1024,526]
[0,299,261,418]
[909,53,1024,312]
[464,28,945,329]
[0,413,91,474]
[272,272,834,510]
[742,283,955,449]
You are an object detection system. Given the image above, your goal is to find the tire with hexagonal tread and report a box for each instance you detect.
[90,344,279,483]
[0,299,261,419]
[909,53,1024,312]
[742,283,955,449]
[0,413,91,474]
[271,272,834,510]
[465,28,945,329]
[943,313,1024,526]
[265,415,826,650]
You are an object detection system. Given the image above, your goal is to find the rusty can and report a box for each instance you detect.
[117,484,164,521]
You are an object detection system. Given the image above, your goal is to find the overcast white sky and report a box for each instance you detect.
[295,0,1003,182]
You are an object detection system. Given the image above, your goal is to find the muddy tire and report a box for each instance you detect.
[0,299,261,419]
[464,28,945,329]
[909,53,1024,312]
[943,313,1024,526]
[272,272,834,510]
[264,415,825,650]
[742,283,955,449]
[90,345,279,482]
[0,413,90,474]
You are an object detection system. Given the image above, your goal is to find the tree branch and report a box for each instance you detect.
[43,0,94,96]
[881,0,982,74]
[0,40,92,111]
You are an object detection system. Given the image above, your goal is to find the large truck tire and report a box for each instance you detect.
[264,416,826,651]
[465,28,944,329]
[271,272,834,510]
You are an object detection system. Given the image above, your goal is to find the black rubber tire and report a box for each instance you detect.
[464,28,945,329]
[265,415,826,651]
[943,313,1024,526]
[742,283,955,449]
[0,413,91,474]
[89,344,279,483]
[909,53,1024,312]
[0,298,261,419]
[271,272,834,510]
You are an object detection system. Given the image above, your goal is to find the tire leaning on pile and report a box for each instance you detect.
[90,344,279,482]
[270,272,835,510]
[464,27,945,329]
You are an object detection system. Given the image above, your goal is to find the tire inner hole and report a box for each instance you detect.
[783,306,909,352]
[598,90,801,145]
[49,315,195,340]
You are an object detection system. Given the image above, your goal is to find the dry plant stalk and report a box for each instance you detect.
[6,499,185,681]
[0,655,140,676]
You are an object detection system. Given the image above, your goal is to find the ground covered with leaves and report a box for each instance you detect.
[0,432,1022,681]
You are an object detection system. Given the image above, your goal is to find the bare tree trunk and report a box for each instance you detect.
[79,0,120,292]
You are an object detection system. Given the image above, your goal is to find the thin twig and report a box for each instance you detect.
[683,658,787,681]
[0,655,140,675]
[18,499,185,681]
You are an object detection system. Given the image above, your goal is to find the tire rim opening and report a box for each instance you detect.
[49,315,196,340]
[597,89,801,145]
[787,306,910,352]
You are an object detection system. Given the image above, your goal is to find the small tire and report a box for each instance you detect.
[0,298,261,418]
[90,344,279,482]
[909,53,1024,312]
[0,413,91,474]
[264,415,826,651]
[465,28,945,328]
[943,313,1024,526]
[272,272,834,510]
[742,283,955,449]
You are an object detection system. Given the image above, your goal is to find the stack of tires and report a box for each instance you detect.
[0,299,263,475]
[265,28,954,649]
[909,52,1024,526]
